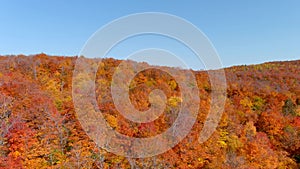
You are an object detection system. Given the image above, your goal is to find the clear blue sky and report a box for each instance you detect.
[1,0,300,69]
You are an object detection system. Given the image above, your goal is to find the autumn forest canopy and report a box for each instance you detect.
[0,54,299,168]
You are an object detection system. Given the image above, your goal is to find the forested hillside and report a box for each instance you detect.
[0,54,299,168]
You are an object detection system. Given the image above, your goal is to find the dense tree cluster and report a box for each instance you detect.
[0,54,299,168]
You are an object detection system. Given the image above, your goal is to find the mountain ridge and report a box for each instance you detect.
[0,54,299,168]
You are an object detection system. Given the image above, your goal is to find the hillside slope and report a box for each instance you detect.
[0,54,299,168]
